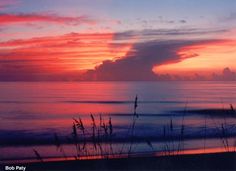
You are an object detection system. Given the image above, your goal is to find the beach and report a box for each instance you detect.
[2,151,235,171]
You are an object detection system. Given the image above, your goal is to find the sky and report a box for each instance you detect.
[0,0,236,81]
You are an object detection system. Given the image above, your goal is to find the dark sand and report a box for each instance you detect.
[2,152,236,171]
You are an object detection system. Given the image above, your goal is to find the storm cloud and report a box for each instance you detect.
[82,40,208,81]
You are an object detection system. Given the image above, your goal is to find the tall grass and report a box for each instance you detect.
[203,114,207,152]
[32,96,236,161]
[33,149,43,162]
[177,101,187,153]
[54,133,67,159]
[128,95,139,155]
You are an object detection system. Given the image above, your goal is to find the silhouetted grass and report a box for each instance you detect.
[31,96,236,163]
[54,133,67,159]
[33,149,43,162]
[128,95,139,156]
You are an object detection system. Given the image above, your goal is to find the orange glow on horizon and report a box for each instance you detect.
[163,146,236,156]
[153,40,236,76]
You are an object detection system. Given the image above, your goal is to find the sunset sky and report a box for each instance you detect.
[0,0,236,81]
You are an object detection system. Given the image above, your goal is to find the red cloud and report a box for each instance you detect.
[0,13,96,26]
[0,32,133,81]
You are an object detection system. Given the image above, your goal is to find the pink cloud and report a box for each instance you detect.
[0,13,96,26]
[0,32,133,81]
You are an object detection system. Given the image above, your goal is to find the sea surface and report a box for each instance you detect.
[0,81,236,162]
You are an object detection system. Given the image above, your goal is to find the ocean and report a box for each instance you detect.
[0,81,236,162]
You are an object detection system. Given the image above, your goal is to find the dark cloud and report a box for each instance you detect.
[82,34,234,81]
[148,68,236,81]
[212,67,236,81]
[179,20,187,24]
[114,28,228,41]
[139,17,186,25]
[222,12,236,22]
[82,40,207,81]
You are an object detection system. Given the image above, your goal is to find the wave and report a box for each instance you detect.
[173,109,236,118]
[0,100,184,104]
[61,100,186,104]
[0,99,231,105]
[1,122,236,146]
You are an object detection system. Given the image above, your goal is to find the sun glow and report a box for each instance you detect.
[153,40,236,75]
[0,32,134,74]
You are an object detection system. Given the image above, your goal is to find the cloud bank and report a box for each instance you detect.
[0,28,234,81]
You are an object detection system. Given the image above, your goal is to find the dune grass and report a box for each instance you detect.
[32,99,236,163]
